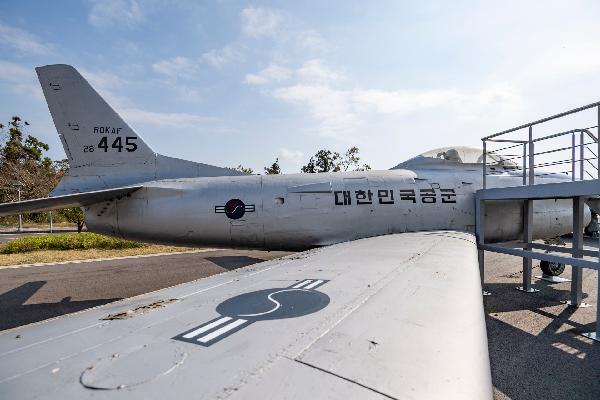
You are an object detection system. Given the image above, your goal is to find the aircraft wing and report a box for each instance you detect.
[0,231,492,399]
[0,186,142,216]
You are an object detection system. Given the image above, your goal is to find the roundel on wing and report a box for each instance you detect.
[224,199,246,219]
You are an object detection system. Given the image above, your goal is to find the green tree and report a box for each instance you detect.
[264,158,281,174]
[0,116,60,223]
[1,116,50,164]
[53,159,70,173]
[339,146,371,171]
[51,158,86,232]
[301,149,340,173]
[301,147,370,173]
[231,164,254,174]
[59,207,85,233]
[0,118,85,230]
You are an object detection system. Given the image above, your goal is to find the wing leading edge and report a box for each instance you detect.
[0,186,142,216]
[0,231,492,399]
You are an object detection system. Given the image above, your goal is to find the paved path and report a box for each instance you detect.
[0,249,290,331]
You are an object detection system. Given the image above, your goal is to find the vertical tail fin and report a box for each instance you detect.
[36,64,155,168]
[36,64,244,195]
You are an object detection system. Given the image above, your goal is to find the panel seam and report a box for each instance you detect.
[292,358,398,400]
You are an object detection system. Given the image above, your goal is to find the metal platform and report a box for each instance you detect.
[476,101,600,342]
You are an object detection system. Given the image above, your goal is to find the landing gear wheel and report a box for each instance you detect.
[540,261,565,276]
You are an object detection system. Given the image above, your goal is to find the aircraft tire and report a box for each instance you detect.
[540,260,565,276]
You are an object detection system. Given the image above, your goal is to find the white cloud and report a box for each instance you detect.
[0,61,43,100]
[88,0,143,29]
[273,84,358,132]
[152,56,199,80]
[150,57,205,99]
[79,67,126,90]
[273,81,521,134]
[75,67,212,128]
[202,45,241,68]
[241,7,283,38]
[277,147,304,165]
[81,62,203,107]
[351,89,461,114]
[245,60,338,86]
[245,64,291,85]
[351,85,522,120]
[297,59,344,84]
[278,147,305,171]
[13,82,44,101]
[0,61,32,82]
[172,85,203,103]
[253,57,524,135]
[268,62,356,131]
[120,108,216,128]
[508,42,600,83]
[0,23,50,55]
[297,30,326,51]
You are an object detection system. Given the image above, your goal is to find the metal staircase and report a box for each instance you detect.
[476,101,600,342]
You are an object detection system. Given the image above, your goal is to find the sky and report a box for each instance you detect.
[1,1,600,173]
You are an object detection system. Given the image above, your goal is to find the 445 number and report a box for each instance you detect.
[97,136,138,152]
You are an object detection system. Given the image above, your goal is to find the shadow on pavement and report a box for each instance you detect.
[0,281,119,331]
[0,281,47,306]
[206,256,266,270]
[484,282,600,399]
[484,281,590,314]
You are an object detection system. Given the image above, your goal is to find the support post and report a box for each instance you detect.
[572,133,576,181]
[594,269,600,341]
[17,186,22,233]
[49,211,53,234]
[518,128,536,292]
[582,227,600,341]
[522,143,527,185]
[476,197,490,295]
[594,269,600,339]
[517,199,538,293]
[568,196,587,306]
[528,126,534,185]
[482,140,487,189]
[478,249,484,284]
[580,131,584,181]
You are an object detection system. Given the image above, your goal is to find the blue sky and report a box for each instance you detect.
[1,1,600,172]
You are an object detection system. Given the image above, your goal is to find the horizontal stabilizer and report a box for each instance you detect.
[0,186,142,216]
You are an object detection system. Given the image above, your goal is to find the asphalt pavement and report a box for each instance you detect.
[0,249,290,331]
[484,245,600,400]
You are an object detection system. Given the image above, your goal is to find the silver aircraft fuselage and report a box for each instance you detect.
[85,164,580,251]
[31,64,581,252]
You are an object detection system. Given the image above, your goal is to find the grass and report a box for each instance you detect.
[0,232,200,266]
[0,222,75,228]
[0,245,199,267]
[1,232,144,254]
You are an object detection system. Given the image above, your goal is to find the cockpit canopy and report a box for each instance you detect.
[393,146,517,169]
